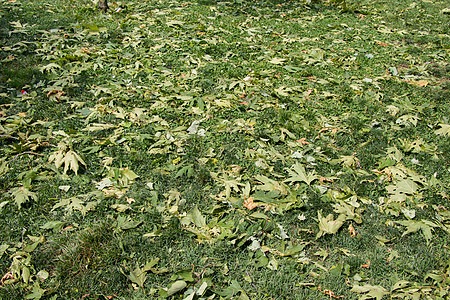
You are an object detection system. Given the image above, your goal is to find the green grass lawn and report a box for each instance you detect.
[0,0,449,299]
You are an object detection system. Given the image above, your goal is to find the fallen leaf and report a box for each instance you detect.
[269,57,287,65]
[316,211,346,238]
[348,223,356,237]
[405,79,428,87]
[351,284,388,300]
[297,138,310,145]
[318,286,344,299]
[361,260,370,268]
[243,196,258,210]
[46,90,65,99]
[435,123,450,136]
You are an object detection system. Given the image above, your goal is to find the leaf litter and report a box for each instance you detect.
[0,0,449,298]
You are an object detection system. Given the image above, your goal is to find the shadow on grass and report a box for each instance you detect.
[0,0,105,97]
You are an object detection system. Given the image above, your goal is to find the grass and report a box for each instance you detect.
[0,0,449,299]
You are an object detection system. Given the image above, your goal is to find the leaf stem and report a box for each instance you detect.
[13,151,44,160]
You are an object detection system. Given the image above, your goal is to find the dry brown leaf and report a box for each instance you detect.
[319,176,333,183]
[297,138,310,145]
[361,260,371,268]
[46,90,66,99]
[243,196,258,210]
[317,286,345,299]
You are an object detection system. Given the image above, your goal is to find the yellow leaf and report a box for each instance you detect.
[348,223,356,237]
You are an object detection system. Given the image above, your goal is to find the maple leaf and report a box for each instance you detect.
[116,215,143,231]
[48,142,86,175]
[316,211,346,239]
[255,174,287,195]
[9,186,37,209]
[39,63,62,74]
[252,190,280,205]
[435,123,450,136]
[51,191,102,216]
[62,150,86,175]
[284,163,319,186]
[395,219,439,245]
[211,171,244,199]
[351,284,388,300]
[188,206,206,228]
[394,179,419,194]
[120,263,148,289]
[338,155,360,168]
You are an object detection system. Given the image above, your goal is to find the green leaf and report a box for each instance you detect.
[25,283,46,300]
[435,123,450,136]
[52,195,98,217]
[211,171,244,199]
[333,201,362,224]
[0,201,8,212]
[171,269,194,282]
[40,221,66,232]
[351,284,388,300]
[395,179,419,194]
[189,206,206,228]
[116,215,143,231]
[166,20,185,28]
[9,186,37,209]
[284,163,319,186]
[269,57,286,65]
[252,190,280,204]
[283,65,302,73]
[255,174,287,194]
[0,244,9,258]
[120,168,139,181]
[83,123,116,131]
[316,211,346,239]
[49,145,86,175]
[395,219,439,245]
[167,280,187,296]
[281,242,309,256]
[121,264,147,289]
[0,158,9,177]
[391,280,410,292]
[22,265,31,283]
[142,258,168,274]
[335,155,360,168]
[39,63,62,73]
[110,204,131,212]
[36,270,49,281]
[396,114,420,127]
[218,280,245,298]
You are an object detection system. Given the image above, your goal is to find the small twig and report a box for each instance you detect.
[13,151,44,161]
